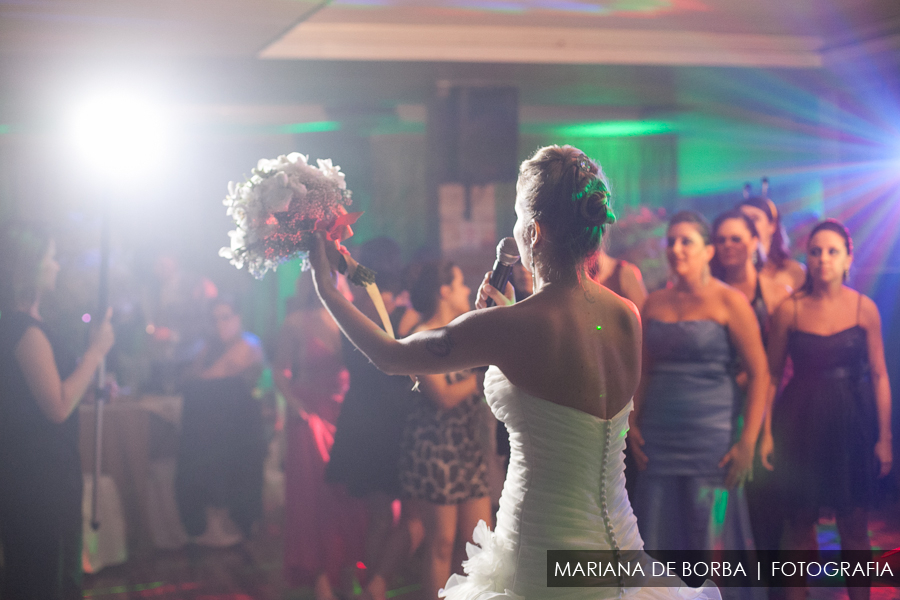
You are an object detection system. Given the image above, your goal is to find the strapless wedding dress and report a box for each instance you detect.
[440,367,721,600]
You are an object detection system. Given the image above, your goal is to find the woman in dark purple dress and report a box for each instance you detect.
[761,220,893,600]
[0,222,115,600]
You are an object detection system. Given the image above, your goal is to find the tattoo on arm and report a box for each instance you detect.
[425,330,454,357]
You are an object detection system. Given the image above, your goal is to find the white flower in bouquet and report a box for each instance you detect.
[220,153,357,279]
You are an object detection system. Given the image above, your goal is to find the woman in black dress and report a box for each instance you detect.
[176,297,266,546]
[325,237,418,600]
[0,222,115,600]
[761,220,892,600]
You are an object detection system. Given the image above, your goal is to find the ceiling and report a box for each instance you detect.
[0,0,897,135]
[1,0,898,66]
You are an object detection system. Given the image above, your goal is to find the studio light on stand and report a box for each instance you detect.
[68,90,168,530]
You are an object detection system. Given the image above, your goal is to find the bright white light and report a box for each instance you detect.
[69,90,168,180]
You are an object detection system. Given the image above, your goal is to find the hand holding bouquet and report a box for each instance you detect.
[219,152,361,279]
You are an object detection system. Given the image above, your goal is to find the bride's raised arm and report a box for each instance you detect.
[309,230,513,376]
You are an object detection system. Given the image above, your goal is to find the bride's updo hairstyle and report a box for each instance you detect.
[517,145,616,273]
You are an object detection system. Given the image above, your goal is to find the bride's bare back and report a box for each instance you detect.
[489,281,641,420]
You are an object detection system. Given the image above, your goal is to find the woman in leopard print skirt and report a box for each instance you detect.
[399,259,491,600]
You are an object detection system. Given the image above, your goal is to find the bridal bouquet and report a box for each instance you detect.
[219,153,361,279]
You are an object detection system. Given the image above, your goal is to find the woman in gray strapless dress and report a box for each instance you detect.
[630,211,769,555]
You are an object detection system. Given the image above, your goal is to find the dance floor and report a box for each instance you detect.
[83,502,900,600]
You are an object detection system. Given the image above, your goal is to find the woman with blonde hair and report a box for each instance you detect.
[308,146,719,599]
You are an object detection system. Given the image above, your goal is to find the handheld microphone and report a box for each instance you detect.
[486,237,520,307]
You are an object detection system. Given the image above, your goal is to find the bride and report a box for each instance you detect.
[308,145,723,599]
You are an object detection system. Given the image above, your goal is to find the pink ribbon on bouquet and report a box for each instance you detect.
[313,206,363,247]
[312,208,396,341]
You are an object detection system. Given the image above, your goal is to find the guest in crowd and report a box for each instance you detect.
[325,238,418,600]
[711,209,792,343]
[738,192,805,291]
[591,248,648,311]
[275,272,368,600]
[711,209,792,567]
[175,297,266,547]
[630,211,768,556]
[399,260,491,600]
[142,253,217,394]
[762,220,892,600]
[0,222,115,600]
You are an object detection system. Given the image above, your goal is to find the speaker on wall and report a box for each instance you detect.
[429,85,519,185]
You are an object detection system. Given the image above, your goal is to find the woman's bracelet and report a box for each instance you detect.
[337,254,377,287]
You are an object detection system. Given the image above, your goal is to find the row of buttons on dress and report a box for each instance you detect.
[599,422,625,598]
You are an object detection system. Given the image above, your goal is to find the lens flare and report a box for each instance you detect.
[69,90,168,180]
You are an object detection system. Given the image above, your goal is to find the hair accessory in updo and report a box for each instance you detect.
[517,145,616,268]
[576,179,614,226]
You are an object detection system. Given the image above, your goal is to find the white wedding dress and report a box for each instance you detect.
[440,367,721,600]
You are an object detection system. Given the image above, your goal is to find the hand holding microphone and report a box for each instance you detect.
[476,237,519,309]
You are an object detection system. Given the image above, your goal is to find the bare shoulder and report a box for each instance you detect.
[15,325,52,354]
[642,287,671,318]
[858,292,882,328]
[442,299,536,350]
[601,286,641,333]
[13,326,56,375]
[784,259,807,289]
[770,292,797,328]
[713,280,753,324]
[620,261,643,283]
[759,267,788,290]
[456,298,527,328]
[786,259,806,277]
[716,278,748,308]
